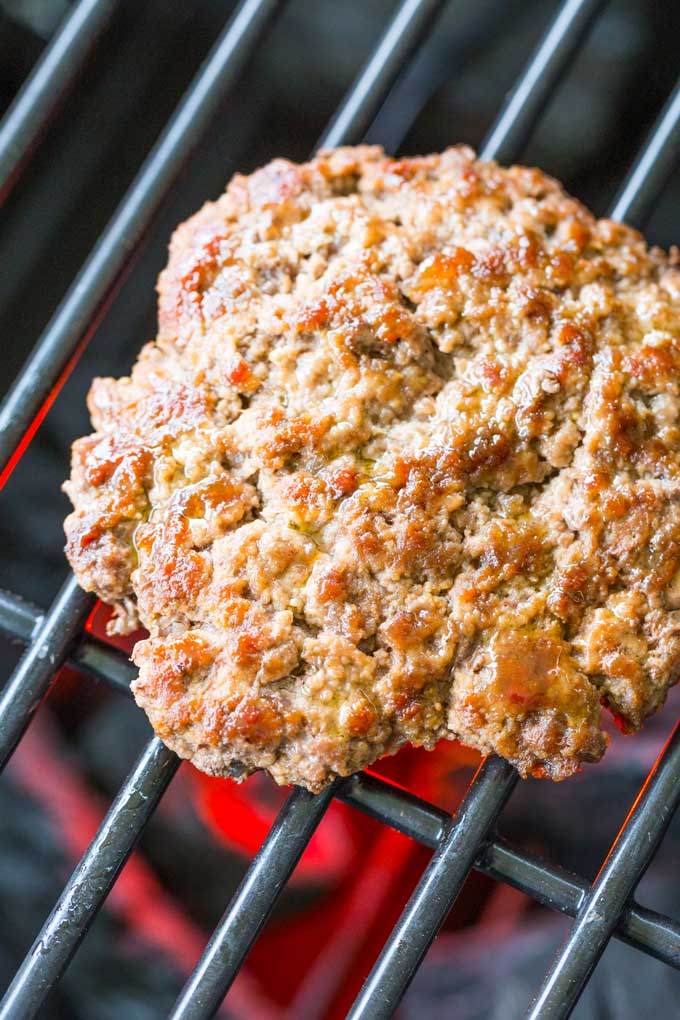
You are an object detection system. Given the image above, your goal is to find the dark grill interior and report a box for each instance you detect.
[0,1,679,1017]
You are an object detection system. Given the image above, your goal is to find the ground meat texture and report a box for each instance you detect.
[63,145,680,792]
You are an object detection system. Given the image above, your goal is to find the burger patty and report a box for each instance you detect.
[64,145,680,791]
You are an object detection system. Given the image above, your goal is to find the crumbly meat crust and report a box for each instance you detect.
[64,146,680,791]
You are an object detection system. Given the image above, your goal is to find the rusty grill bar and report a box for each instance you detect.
[0,1,679,1018]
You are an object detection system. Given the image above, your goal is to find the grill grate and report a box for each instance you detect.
[0,1,679,1018]
[0,0,118,197]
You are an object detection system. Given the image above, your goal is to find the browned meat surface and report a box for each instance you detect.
[64,145,680,790]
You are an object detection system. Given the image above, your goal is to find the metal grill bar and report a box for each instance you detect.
[528,724,680,1019]
[610,76,680,225]
[0,588,139,694]
[167,2,470,1010]
[350,738,680,1020]
[346,60,680,1016]
[0,738,178,1020]
[167,2,617,1012]
[168,784,337,1020]
[1,591,677,974]
[0,0,284,481]
[0,576,93,771]
[347,757,518,1020]
[479,0,606,163]
[342,0,615,1009]
[1,1,679,1018]
[1,585,677,972]
[0,0,118,198]
[339,770,446,846]
[1,5,463,1014]
[0,590,42,643]
[319,0,447,149]
[339,772,680,970]
[0,0,284,777]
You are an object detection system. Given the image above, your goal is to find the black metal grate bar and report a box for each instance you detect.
[0,0,118,198]
[0,590,43,644]
[528,723,680,1019]
[0,0,285,479]
[0,4,464,1013]
[345,62,680,1013]
[519,76,680,1019]
[0,587,139,695]
[339,772,680,970]
[610,76,680,226]
[0,575,93,771]
[341,0,618,1009]
[319,0,448,150]
[1,2,680,1019]
[166,2,620,1012]
[1,586,677,972]
[479,0,606,163]
[166,2,476,1009]
[0,737,178,1020]
[0,0,284,805]
[168,784,337,1020]
[347,758,518,1020]
[339,770,446,846]
[481,840,680,970]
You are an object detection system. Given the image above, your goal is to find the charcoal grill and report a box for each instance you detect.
[0,0,679,1017]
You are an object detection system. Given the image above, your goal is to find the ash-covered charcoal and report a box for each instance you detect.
[0,778,185,1020]
[402,903,680,1020]
[64,146,680,791]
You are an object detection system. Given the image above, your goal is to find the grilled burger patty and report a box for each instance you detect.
[64,146,680,791]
